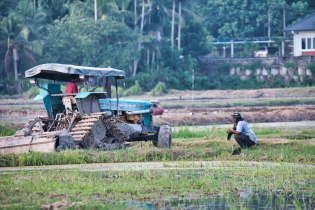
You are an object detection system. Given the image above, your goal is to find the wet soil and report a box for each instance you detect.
[1,87,315,127]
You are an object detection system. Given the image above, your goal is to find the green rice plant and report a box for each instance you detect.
[173,125,226,139]
[0,123,18,136]
[0,127,16,136]
[254,127,283,135]
[173,126,210,138]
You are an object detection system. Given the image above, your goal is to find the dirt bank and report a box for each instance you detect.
[1,105,315,127]
[1,87,315,127]
[154,105,315,126]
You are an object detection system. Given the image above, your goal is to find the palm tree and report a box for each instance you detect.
[0,0,17,19]
[171,0,175,50]
[0,2,44,80]
[40,0,70,23]
[1,14,24,80]
[177,0,181,50]
[177,0,200,50]
[114,0,134,24]
[70,0,132,22]
[70,0,95,19]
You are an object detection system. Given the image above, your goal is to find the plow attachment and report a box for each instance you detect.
[0,132,58,154]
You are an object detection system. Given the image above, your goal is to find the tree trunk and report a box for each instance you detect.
[178,0,181,50]
[133,58,139,76]
[4,48,10,77]
[171,0,175,50]
[122,1,124,24]
[152,51,155,70]
[268,10,271,47]
[132,0,145,76]
[134,0,137,30]
[140,0,144,32]
[94,0,97,21]
[147,48,150,70]
[13,47,19,81]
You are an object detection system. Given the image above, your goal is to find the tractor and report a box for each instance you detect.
[0,63,172,154]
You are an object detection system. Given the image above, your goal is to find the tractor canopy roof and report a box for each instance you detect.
[25,63,125,82]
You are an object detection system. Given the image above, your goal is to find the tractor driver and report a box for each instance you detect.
[66,74,80,94]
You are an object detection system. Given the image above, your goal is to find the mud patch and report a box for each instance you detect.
[155,106,315,126]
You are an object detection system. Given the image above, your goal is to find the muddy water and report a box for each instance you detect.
[129,191,315,209]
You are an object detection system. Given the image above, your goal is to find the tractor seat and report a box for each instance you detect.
[62,96,77,114]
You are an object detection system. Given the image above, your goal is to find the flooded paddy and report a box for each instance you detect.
[129,191,315,209]
[1,161,314,209]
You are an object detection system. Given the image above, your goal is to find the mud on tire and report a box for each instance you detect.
[157,125,172,148]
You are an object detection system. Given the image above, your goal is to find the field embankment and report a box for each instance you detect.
[0,86,315,127]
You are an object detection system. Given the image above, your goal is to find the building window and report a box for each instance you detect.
[313,38,315,49]
[307,38,312,49]
[302,38,306,49]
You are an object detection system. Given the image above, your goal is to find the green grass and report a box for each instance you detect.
[1,127,315,167]
[0,128,15,137]
[0,123,17,136]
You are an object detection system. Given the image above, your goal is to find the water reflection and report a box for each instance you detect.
[127,190,315,210]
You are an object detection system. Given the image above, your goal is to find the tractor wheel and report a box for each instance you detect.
[157,125,172,148]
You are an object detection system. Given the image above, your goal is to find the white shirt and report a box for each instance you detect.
[236,121,257,143]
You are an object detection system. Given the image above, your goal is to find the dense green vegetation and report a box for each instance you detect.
[0,0,314,94]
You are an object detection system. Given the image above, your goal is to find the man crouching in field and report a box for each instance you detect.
[226,112,257,155]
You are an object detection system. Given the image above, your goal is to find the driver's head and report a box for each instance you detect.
[70,74,80,83]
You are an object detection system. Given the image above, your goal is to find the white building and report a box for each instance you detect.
[283,12,315,56]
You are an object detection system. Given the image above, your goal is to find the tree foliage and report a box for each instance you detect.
[200,0,309,37]
[40,16,138,73]
[0,0,313,93]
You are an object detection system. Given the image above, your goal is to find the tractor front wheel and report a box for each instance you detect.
[157,125,172,148]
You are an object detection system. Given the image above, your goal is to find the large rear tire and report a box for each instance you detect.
[157,125,172,148]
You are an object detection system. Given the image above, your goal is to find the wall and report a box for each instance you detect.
[199,56,315,83]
